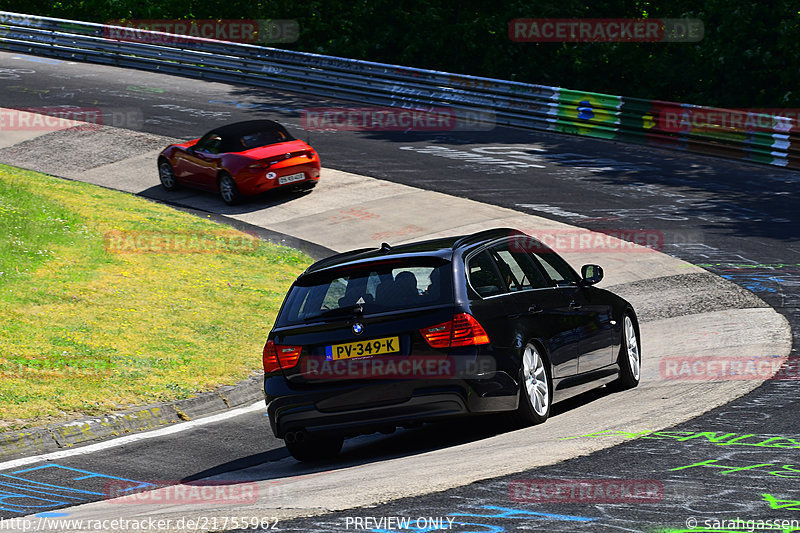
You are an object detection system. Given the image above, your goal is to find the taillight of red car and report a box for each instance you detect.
[420,313,490,349]
[263,340,302,373]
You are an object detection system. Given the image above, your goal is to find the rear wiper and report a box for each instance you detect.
[304,303,365,322]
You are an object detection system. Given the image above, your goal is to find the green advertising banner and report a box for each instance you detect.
[555,89,621,140]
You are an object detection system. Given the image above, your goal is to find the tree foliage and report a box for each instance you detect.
[4,0,798,107]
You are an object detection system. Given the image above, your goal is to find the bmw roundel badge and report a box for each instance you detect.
[352,323,364,335]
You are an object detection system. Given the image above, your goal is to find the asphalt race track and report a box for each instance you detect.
[1,51,799,532]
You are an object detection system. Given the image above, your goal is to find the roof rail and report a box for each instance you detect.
[452,228,523,249]
[305,247,378,273]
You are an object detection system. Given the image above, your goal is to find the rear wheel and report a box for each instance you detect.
[158,159,178,191]
[285,432,344,461]
[218,172,242,205]
[607,313,641,391]
[514,342,551,425]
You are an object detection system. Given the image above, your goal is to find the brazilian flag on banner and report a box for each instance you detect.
[555,89,621,140]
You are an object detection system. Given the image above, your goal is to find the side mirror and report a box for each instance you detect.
[580,264,604,286]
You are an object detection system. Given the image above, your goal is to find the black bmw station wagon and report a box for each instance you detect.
[263,228,640,460]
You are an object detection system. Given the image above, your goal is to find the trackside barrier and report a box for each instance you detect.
[1,11,798,169]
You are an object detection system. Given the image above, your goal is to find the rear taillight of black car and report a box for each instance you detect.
[420,313,490,349]
[263,340,302,373]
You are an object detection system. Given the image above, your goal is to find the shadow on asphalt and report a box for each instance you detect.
[137,181,316,216]
[180,385,616,484]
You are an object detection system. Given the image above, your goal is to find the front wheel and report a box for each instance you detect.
[514,342,551,425]
[158,159,178,191]
[218,172,242,205]
[607,313,641,391]
[285,433,344,461]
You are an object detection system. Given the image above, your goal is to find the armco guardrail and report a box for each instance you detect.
[1,11,798,169]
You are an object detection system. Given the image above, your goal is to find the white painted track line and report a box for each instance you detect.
[0,402,264,472]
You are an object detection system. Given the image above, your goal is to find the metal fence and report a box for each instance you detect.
[1,11,798,169]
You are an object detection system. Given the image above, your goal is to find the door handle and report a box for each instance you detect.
[569,301,582,311]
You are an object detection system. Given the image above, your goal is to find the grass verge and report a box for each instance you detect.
[0,164,311,430]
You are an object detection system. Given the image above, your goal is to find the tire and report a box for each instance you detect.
[607,313,641,391]
[218,172,242,205]
[158,159,178,191]
[514,342,552,425]
[285,433,344,461]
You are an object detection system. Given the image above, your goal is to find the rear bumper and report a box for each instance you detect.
[264,374,518,438]
[239,164,320,195]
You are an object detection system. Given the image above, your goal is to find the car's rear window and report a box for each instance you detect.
[239,129,292,150]
[276,258,453,326]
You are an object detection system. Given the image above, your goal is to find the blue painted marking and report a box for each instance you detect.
[11,55,62,64]
[452,505,594,522]
[0,474,102,496]
[0,464,154,514]
[11,464,154,493]
[370,505,595,533]
[0,480,85,500]
[35,512,70,517]
[720,273,783,293]
[577,101,595,121]
[0,489,72,513]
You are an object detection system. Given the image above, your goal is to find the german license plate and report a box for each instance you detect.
[278,172,305,185]
[325,337,400,361]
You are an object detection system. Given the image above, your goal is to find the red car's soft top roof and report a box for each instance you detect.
[210,119,289,138]
[206,120,296,153]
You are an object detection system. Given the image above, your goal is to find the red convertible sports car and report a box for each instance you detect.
[157,120,321,205]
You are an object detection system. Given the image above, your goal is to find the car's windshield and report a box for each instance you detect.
[276,258,452,326]
[204,125,294,153]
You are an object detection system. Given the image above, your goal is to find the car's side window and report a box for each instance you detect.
[467,251,505,298]
[196,133,223,154]
[529,251,579,286]
[492,243,551,291]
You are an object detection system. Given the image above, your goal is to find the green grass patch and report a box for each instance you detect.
[0,164,311,430]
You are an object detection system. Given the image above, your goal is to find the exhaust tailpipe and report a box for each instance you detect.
[284,430,307,444]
